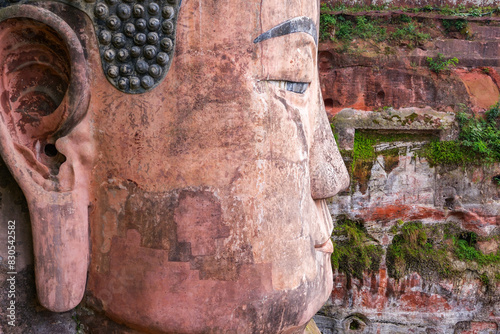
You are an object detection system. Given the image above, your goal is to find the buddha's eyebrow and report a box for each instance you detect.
[253,16,318,45]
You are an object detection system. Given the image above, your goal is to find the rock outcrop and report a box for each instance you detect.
[319,9,500,333]
[320,21,500,115]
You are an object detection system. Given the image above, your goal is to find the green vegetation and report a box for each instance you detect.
[331,217,384,280]
[425,103,500,165]
[454,232,500,266]
[442,19,468,33]
[319,5,500,53]
[351,130,436,162]
[321,3,500,17]
[331,217,500,283]
[320,10,338,41]
[330,215,500,284]
[457,105,500,161]
[387,221,500,284]
[72,314,84,334]
[318,13,429,50]
[333,103,500,184]
[426,53,459,73]
[352,133,375,165]
[319,15,388,42]
[424,141,474,165]
[390,23,430,47]
[387,222,452,279]
[347,130,438,183]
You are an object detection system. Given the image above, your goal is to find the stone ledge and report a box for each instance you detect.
[332,107,459,150]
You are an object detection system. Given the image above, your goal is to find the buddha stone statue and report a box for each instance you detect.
[0,0,348,332]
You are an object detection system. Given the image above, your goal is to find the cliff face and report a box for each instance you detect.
[318,269,500,333]
[318,8,500,334]
[323,0,500,9]
[320,20,500,115]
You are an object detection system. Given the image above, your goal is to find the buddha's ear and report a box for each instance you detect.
[0,5,92,312]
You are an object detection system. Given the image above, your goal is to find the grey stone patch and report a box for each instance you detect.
[331,107,459,151]
[313,314,338,334]
[0,267,80,334]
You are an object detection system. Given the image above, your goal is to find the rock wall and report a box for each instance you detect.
[318,115,500,332]
[322,0,499,8]
[320,20,500,116]
[330,108,499,234]
[319,11,500,334]
[317,269,500,333]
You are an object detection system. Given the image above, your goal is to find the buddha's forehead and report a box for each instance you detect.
[260,0,319,32]
[176,0,319,43]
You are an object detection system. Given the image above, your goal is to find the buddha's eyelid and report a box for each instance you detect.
[253,16,318,45]
[267,80,309,94]
[254,17,316,95]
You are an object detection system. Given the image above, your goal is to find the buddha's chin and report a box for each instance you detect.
[281,249,333,333]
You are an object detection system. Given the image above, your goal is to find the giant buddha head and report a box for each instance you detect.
[0,0,348,332]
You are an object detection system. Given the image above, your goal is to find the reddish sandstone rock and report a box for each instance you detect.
[319,51,472,116]
[318,268,500,333]
[477,239,499,255]
[456,69,500,111]
[319,21,500,116]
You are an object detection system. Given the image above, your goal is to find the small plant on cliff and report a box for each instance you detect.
[354,16,387,41]
[426,53,459,73]
[320,3,333,12]
[425,103,500,165]
[386,222,452,280]
[458,103,500,162]
[72,315,84,334]
[331,216,383,281]
[442,19,468,33]
[390,23,430,47]
[454,232,500,266]
[320,13,338,41]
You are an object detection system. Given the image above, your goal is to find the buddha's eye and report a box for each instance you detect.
[268,80,309,94]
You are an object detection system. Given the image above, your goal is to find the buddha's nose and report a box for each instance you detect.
[309,98,349,200]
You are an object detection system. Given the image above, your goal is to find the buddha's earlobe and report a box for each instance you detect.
[0,5,92,312]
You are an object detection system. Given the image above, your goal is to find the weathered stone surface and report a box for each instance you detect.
[316,261,500,332]
[319,20,500,116]
[330,144,500,235]
[477,239,499,255]
[0,157,79,332]
[332,107,458,151]
[0,3,92,313]
[325,105,500,333]
[305,319,323,334]
[83,0,349,330]
[323,0,500,8]
[0,0,349,333]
